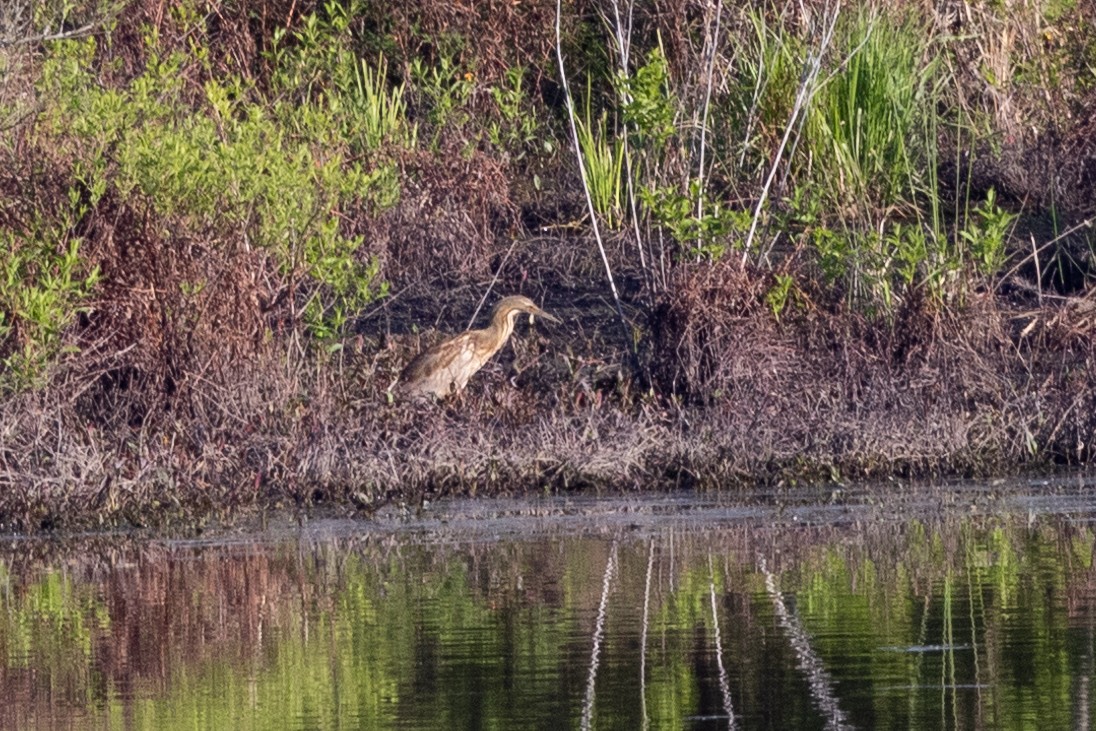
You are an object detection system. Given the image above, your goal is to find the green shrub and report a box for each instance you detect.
[617,46,676,150]
[37,28,399,341]
[487,66,541,156]
[269,3,416,153]
[409,51,474,145]
[0,222,99,392]
[640,182,748,260]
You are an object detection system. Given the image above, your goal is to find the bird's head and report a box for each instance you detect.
[492,295,561,326]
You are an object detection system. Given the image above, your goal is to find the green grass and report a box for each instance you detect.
[576,92,626,229]
[809,9,940,211]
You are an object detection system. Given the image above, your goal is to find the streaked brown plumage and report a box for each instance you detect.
[398,295,560,399]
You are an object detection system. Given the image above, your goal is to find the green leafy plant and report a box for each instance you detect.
[617,46,676,150]
[409,51,474,140]
[959,189,1015,275]
[765,273,799,320]
[616,45,752,258]
[0,219,99,392]
[487,66,540,155]
[640,181,747,259]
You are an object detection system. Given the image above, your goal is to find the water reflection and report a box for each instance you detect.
[2,480,1096,730]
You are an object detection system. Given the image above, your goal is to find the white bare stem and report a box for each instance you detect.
[556,0,635,352]
[743,2,840,268]
[604,0,654,293]
[696,0,724,254]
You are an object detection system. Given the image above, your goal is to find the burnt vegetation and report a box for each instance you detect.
[0,0,1095,532]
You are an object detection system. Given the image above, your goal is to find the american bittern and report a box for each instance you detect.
[398,295,560,399]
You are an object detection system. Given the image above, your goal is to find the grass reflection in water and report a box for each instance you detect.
[1,484,1095,730]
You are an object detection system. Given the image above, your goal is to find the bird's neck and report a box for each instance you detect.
[487,308,518,347]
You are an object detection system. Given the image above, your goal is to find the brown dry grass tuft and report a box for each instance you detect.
[375,147,519,286]
[650,261,778,399]
[649,261,1096,477]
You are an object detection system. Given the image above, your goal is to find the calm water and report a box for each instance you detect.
[2,476,1096,729]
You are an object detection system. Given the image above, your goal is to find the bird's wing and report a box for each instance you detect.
[438,336,479,390]
[399,334,479,396]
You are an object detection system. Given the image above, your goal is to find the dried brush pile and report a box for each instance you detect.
[652,261,1096,476]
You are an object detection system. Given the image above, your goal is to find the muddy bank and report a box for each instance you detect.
[1,262,1093,534]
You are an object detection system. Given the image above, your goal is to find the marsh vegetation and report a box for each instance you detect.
[1,0,1095,530]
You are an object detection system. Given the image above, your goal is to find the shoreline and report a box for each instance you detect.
[2,280,1091,534]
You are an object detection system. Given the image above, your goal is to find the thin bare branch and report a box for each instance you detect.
[556,0,635,359]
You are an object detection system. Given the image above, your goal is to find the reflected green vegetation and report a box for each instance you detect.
[2,500,1096,729]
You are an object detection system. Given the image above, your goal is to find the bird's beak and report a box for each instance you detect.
[530,306,560,325]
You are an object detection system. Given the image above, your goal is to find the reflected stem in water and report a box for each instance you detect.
[708,552,737,728]
[966,559,986,729]
[1078,602,1094,731]
[641,537,655,731]
[581,538,618,731]
[759,555,851,731]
